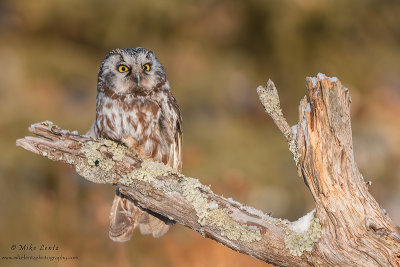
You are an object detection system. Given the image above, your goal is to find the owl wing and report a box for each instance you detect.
[138,212,171,238]
[167,105,183,172]
[109,190,142,242]
[109,189,172,241]
[136,95,182,237]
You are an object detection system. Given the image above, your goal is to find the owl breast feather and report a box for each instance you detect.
[95,94,173,164]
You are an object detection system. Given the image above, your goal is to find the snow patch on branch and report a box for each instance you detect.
[310,73,339,90]
[304,103,311,113]
[290,209,316,233]
[284,209,321,256]
[310,77,318,88]
[314,87,320,98]
[330,77,338,83]
[317,73,326,80]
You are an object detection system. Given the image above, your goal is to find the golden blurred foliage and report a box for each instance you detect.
[1,0,400,266]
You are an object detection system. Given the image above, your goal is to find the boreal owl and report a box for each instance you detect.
[87,48,182,242]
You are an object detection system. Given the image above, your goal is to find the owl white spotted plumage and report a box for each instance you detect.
[87,48,182,241]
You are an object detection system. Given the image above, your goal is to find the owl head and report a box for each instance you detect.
[97,48,167,96]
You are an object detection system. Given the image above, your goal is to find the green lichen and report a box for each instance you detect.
[81,140,114,171]
[64,153,76,165]
[181,178,261,242]
[257,84,283,116]
[206,209,262,242]
[288,139,300,165]
[284,216,322,256]
[75,158,113,184]
[181,178,211,225]
[76,139,128,184]
[119,158,179,186]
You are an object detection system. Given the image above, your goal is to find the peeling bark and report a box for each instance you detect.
[16,74,400,266]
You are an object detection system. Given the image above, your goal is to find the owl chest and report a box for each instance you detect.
[97,99,158,138]
[96,98,172,158]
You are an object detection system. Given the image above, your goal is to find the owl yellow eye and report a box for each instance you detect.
[118,65,129,73]
[142,63,151,72]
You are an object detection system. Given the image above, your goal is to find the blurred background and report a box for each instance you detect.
[1,0,400,266]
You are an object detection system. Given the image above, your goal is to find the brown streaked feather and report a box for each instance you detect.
[109,193,144,242]
[138,213,171,238]
[165,90,183,171]
[168,119,182,171]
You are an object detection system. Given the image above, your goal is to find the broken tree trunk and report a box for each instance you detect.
[16,74,400,266]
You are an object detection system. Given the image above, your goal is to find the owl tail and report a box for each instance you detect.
[109,188,171,242]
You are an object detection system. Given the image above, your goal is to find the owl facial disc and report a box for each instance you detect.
[98,47,166,96]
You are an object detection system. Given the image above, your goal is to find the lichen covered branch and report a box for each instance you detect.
[257,79,299,164]
[257,79,292,142]
[16,121,319,267]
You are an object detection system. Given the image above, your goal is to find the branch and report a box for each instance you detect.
[16,74,400,266]
[257,79,299,164]
[16,121,313,266]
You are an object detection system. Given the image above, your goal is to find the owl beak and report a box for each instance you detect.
[131,72,141,85]
[136,74,141,86]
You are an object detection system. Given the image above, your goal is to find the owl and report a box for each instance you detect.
[87,48,182,242]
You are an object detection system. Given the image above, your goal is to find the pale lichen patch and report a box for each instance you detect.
[180,179,261,242]
[257,83,300,164]
[75,158,112,184]
[181,177,210,226]
[209,200,219,210]
[206,209,262,242]
[284,211,322,256]
[257,82,283,116]
[80,139,127,169]
[97,139,127,161]
[153,177,181,193]
[75,139,128,184]
[119,158,177,186]
[288,139,300,165]
[64,153,76,165]
[81,141,114,171]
